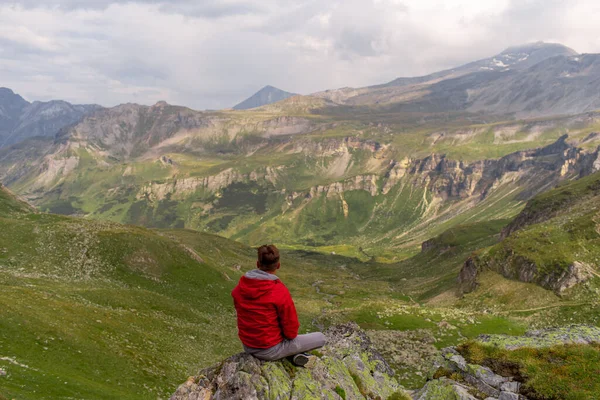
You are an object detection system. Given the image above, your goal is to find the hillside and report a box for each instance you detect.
[459,171,600,296]
[0,186,408,399]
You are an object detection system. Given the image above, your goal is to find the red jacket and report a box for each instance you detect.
[232,270,299,349]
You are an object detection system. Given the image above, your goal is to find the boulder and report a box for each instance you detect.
[170,323,409,400]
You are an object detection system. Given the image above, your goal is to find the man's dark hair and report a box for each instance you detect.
[257,244,280,271]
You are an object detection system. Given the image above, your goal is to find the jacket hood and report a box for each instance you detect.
[236,269,280,300]
[245,269,279,281]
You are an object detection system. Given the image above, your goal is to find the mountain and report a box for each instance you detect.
[233,85,297,110]
[314,42,599,118]
[0,88,101,147]
[0,88,30,144]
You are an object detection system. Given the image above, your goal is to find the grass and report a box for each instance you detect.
[458,341,600,400]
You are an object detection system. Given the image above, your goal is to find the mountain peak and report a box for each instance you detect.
[233,85,296,110]
[500,41,577,56]
[0,87,16,95]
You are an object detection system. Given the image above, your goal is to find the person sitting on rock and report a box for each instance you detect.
[232,244,326,367]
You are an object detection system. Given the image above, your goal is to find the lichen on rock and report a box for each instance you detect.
[170,323,408,400]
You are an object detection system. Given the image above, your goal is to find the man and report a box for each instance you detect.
[232,244,326,367]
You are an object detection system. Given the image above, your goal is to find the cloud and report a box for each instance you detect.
[0,0,599,109]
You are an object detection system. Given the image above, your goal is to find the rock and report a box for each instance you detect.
[500,381,521,393]
[467,364,507,389]
[464,373,500,398]
[412,378,478,400]
[447,354,468,372]
[498,392,519,400]
[457,256,481,294]
[170,323,408,400]
[0,368,6,376]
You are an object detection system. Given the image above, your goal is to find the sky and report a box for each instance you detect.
[1,0,600,110]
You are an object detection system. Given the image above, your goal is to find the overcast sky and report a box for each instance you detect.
[1,0,599,110]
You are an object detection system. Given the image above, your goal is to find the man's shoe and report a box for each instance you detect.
[292,353,317,368]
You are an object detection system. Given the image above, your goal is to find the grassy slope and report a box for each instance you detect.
[0,187,410,398]
[478,171,600,291]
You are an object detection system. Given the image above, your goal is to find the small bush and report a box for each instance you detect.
[334,385,346,400]
[432,367,453,380]
[387,391,412,400]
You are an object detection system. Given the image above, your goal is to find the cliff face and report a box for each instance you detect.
[136,136,599,205]
[170,324,409,400]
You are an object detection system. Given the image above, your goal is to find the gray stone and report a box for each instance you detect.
[499,392,519,400]
[448,354,468,372]
[500,381,521,393]
[0,368,6,376]
[469,364,507,388]
[464,373,501,398]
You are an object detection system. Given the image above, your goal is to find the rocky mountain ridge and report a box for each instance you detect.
[0,87,101,147]
[314,42,600,119]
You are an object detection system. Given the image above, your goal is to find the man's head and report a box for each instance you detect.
[257,244,280,272]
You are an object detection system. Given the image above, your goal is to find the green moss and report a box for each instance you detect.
[420,380,460,400]
[261,363,292,400]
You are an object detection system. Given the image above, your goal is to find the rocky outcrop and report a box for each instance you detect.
[137,167,283,201]
[308,175,380,198]
[458,254,594,295]
[170,323,409,400]
[457,256,481,294]
[289,137,383,157]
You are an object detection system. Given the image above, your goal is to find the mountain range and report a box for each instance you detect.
[1,41,600,400]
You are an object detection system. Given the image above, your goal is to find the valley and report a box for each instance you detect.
[1,41,600,400]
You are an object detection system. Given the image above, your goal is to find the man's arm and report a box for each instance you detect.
[276,285,300,340]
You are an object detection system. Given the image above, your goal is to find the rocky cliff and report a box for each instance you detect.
[170,323,409,400]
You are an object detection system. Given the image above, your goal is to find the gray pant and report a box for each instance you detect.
[243,332,327,361]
